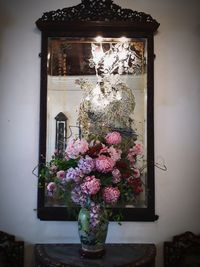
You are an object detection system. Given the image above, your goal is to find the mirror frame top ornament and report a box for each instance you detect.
[36,0,160,221]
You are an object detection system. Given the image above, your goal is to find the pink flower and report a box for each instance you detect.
[81,175,101,195]
[108,146,122,162]
[131,141,143,155]
[133,168,140,178]
[127,151,136,167]
[46,182,57,193]
[49,165,58,175]
[56,170,65,180]
[99,145,122,162]
[103,187,120,204]
[66,138,89,159]
[95,155,115,173]
[112,168,121,183]
[105,132,122,145]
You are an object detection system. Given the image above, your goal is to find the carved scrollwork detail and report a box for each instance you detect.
[37,0,159,26]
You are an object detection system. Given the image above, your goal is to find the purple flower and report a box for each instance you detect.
[78,156,95,174]
[71,186,87,207]
[66,167,83,183]
[89,202,101,227]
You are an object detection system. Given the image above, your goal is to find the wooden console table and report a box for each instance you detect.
[34,243,156,267]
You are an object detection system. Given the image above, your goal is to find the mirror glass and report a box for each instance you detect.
[45,36,148,208]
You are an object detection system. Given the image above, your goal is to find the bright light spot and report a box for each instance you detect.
[119,36,129,42]
[95,36,104,43]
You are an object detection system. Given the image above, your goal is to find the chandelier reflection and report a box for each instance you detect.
[77,37,145,140]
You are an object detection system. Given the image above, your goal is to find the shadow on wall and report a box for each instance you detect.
[0,3,14,65]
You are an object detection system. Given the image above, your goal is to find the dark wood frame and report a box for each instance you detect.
[36,0,159,221]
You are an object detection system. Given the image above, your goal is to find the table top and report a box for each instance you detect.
[35,243,156,267]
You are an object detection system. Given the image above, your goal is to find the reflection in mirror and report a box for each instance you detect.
[46,37,148,208]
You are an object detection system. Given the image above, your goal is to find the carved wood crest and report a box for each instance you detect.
[36,0,159,30]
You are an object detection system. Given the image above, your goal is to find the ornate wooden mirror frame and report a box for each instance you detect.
[36,0,160,221]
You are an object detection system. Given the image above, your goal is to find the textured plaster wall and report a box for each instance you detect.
[0,0,200,266]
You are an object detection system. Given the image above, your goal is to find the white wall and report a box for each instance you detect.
[0,0,200,266]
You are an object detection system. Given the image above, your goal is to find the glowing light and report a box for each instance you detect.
[95,36,104,43]
[119,36,129,42]
[91,43,104,64]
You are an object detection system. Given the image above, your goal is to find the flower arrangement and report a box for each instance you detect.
[41,131,144,223]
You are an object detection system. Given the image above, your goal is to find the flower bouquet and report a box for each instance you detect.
[40,131,144,257]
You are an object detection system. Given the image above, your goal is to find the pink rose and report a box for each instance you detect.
[105,132,122,145]
[96,155,115,173]
[103,187,120,204]
[133,168,140,178]
[56,170,65,179]
[46,182,57,193]
[81,175,101,195]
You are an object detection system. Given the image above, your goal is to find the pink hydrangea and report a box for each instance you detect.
[81,175,101,195]
[95,155,115,173]
[103,187,120,204]
[66,138,89,159]
[56,170,65,180]
[112,168,121,183]
[105,132,122,145]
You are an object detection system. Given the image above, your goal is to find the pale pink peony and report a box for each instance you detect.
[56,170,65,180]
[103,187,120,204]
[81,175,101,195]
[105,132,122,145]
[66,138,89,159]
[112,168,121,183]
[95,155,115,173]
